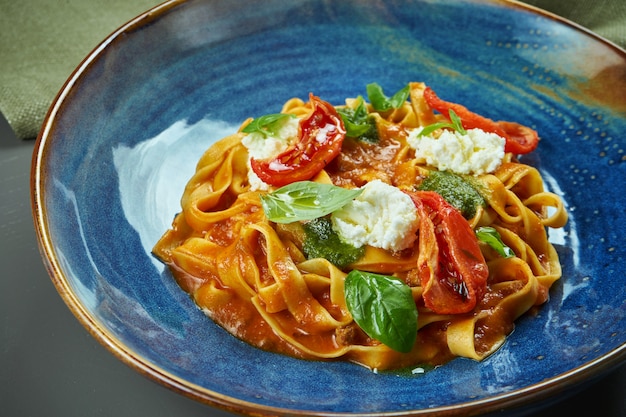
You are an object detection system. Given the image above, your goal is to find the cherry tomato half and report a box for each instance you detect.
[250,94,346,187]
[408,191,489,315]
[423,87,539,154]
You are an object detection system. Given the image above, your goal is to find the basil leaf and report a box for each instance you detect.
[388,84,411,109]
[344,270,418,353]
[242,113,296,138]
[341,115,372,138]
[337,102,370,137]
[448,109,467,135]
[418,122,456,137]
[260,181,363,224]
[476,226,515,258]
[303,217,365,268]
[366,83,410,111]
[418,109,467,136]
[337,98,379,143]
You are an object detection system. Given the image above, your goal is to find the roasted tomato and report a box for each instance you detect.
[423,87,539,154]
[408,190,488,315]
[250,94,346,187]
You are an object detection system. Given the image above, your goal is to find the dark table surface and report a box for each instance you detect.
[1,111,624,416]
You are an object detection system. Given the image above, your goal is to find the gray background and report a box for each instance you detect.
[1,111,624,416]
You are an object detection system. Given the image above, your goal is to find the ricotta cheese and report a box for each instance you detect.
[407,127,505,175]
[241,117,299,190]
[331,180,419,252]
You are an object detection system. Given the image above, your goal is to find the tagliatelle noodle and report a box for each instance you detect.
[153,82,568,371]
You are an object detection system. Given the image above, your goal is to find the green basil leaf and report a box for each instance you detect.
[344,270,418,353]
[337,98,379,143]
[366,83,410,111]
[337,106,371,138]
[242,113,296,138]
[388,84,411,109]
[418,122,455,137]
[476,226,515,258]
[260,181,363,224]
[418,109,467,137]
[448,109,467,135]
[342,117,372,138]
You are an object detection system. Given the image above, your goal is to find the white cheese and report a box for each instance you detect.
[241,117,299,160]
[246,168,271,191]
[241,117,299,190]
[331,180,419,252]
[315,123,337,143]
[407,127,505,175]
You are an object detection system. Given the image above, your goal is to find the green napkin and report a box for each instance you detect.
[1,0,624,140]
[523,0,626,48]
[0,0,158,140]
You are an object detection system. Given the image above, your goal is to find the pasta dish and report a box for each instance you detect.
[153,82,568,371]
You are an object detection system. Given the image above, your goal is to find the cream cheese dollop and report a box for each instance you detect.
[331,180,419,252]
[407,127,505,175]
[241,117,299,190]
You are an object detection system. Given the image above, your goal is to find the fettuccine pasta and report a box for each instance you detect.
[153,82,567,371]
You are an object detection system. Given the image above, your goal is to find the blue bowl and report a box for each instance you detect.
[32,0,626,415]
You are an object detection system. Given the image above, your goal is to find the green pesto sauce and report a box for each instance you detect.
[303,217,365,269]
[418,171,485,218]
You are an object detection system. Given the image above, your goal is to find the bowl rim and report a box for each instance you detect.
[30,0,626,415]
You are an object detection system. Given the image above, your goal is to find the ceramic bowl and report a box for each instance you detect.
[32,0,626,415]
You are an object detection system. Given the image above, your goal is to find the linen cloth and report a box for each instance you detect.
[0,0,159,139]
[1,0,624,140]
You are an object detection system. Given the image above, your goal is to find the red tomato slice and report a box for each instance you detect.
[250,94,346,187]
[497,121,540,155]
[408,191,488,315]
[423,87,539,154]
